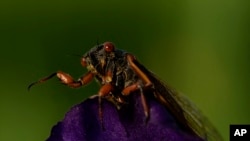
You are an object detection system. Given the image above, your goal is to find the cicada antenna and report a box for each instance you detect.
[66,53,82,58]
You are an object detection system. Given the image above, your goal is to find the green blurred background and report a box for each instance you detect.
[0,0,249,140]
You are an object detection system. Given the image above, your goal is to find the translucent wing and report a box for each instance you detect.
[154,79,223,141]
[133,60,223,141]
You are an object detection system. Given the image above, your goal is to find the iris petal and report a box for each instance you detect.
[47,93,203,141]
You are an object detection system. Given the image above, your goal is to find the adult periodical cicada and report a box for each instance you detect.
[28,42,223,141]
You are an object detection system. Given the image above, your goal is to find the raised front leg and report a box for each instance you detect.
[28,71,95,90]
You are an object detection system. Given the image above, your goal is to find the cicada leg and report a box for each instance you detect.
[97,83,114,130]
[28,71,95,90]
[121,54,155,122]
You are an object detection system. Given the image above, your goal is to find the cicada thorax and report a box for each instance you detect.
[96,58,135,102]
[91,52,143,108]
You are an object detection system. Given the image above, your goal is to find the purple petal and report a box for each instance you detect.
[47,93,203,141]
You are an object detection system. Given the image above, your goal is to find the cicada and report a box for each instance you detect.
[28,42,223,141]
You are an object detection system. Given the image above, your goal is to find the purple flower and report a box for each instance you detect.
[46,93,203,141]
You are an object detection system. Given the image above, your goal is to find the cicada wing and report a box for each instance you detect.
[153,77,223,141]
[132,59,223,141]
[171,90,224,141]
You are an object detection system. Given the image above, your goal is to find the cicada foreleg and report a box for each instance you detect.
[28,71,95,90]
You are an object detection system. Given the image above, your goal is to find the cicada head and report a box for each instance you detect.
[81,42,116,73]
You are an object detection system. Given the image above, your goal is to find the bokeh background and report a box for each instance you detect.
[0,0,249,140]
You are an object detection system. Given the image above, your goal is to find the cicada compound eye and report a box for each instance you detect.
[103,42,115,53]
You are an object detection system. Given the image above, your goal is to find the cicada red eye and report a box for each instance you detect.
[103,42,115,52]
